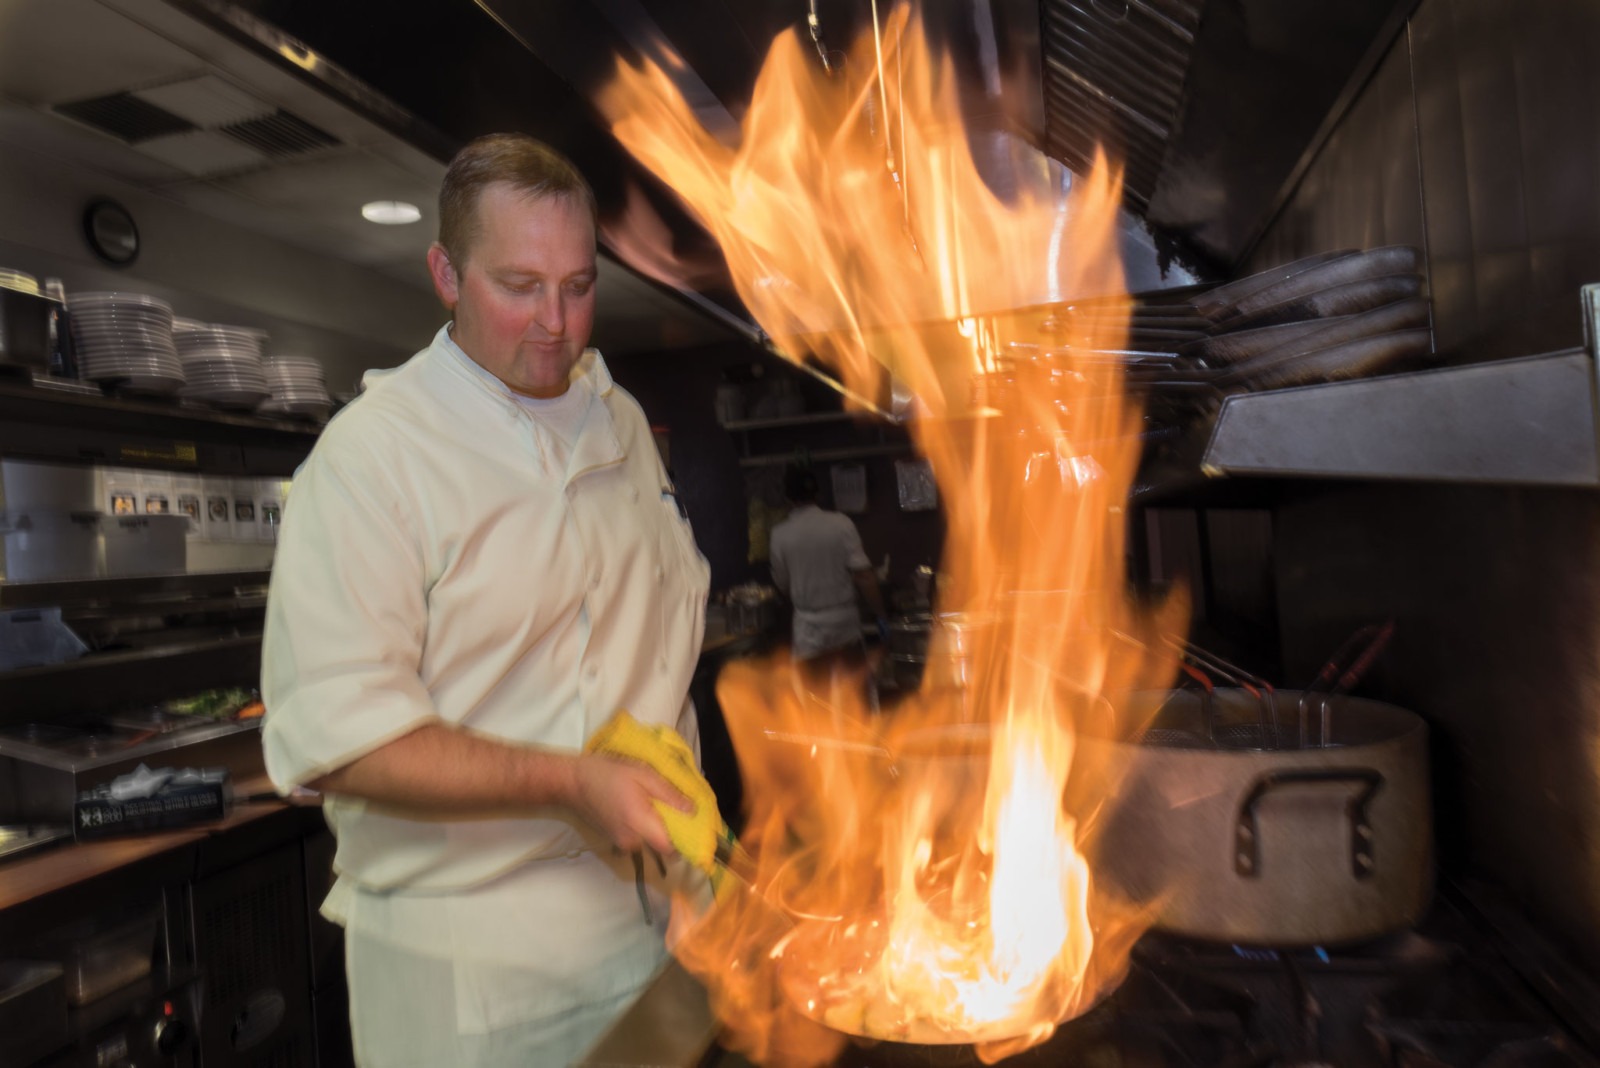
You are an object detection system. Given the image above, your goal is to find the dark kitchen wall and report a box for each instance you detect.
[1239,0,1600,971]
[605,343,752,591]
[0,128,434,393]
[606,345,945,598]
[1273,484,1600,972]
[1247,0,1600,364]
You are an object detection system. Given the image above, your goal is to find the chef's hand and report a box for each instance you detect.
[571,753,691,856]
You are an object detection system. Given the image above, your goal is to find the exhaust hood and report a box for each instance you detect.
[177,0,1421,323]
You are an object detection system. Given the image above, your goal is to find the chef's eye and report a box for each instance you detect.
[567,280,593,296]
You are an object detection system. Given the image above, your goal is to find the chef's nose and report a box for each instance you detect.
[532,288,566,337]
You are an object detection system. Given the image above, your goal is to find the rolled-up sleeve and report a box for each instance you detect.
[261,444,436,790]
[769,534,790,596]
[840,517,870,572]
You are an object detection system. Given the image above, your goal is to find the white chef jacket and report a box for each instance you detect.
[260,325,710,1039]
[768,504,870,658]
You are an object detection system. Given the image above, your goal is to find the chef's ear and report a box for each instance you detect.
[427,242,460,310]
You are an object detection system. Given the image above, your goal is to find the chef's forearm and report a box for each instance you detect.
[853,568,888,618]
[309,722,581,818]
[308,721,686,854]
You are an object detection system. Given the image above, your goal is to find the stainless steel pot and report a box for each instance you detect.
[0,287,52,369]
[1086,687,1433,946]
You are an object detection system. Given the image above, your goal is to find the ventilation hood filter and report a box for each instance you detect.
[220,110,339,157]
[1040,0,1206,209]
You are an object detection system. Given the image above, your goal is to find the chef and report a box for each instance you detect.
[260,133,711,1066]
[769,464,888,666]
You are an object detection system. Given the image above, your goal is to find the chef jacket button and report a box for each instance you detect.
[658,657,668,672]
[655,565,664,582]
[586,664,599,679]
[629,486,639,502]
[588,571,601,589]
[566,849,582,860]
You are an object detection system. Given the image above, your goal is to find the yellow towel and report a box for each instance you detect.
[584,710,723,875]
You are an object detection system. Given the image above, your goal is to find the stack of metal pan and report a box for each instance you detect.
[992,246,1431,450]
[999,281,1229,433]
[1177,245,1432,390]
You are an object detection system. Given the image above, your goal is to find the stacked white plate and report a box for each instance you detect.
[0,267,39,295]
[260,355,331,420]
[71,292,184,395]
[176,322,269,410]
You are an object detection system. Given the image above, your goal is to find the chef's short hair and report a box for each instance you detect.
[438,133,597,265]
[784,465,820,504]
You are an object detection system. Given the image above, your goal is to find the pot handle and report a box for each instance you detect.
[1233,768,1384,880]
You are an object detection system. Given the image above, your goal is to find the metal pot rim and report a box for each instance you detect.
[1107,688,1426,752]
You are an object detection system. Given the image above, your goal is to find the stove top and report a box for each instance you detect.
[693,895,1599,1068]
[0,716,255,768]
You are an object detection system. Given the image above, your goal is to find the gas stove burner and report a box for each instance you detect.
[694,913,1597,1067]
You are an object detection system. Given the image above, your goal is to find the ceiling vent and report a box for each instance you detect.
[219,109,339,158]
[53,93,197,143]
[52,77,341,174]
[1039,0,1205,209]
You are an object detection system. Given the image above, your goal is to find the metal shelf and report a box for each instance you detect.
[720,411,862,431]
[1198,348,1600,487]
[0,570,271,611]
[0,379,321,477]
[0,634,263,727]
[725,400,914,469]
[737,443,914,468]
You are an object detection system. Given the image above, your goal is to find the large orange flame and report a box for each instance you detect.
[603,8,1185,1064]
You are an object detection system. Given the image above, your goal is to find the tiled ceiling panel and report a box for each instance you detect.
[135,128,270,176]
[134,74,273,127]
[0,0,201,103]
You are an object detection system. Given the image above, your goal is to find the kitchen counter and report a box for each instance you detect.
[0,776,322,942]
[0,632,772,937]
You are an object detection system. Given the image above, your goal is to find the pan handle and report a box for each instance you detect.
[1233,768,1385,881]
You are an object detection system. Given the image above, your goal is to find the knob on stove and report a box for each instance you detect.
[153,1016,190,1056]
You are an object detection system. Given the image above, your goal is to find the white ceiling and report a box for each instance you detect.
[0,0,741,353]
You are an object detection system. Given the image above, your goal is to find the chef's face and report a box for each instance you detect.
[427,183,597,398]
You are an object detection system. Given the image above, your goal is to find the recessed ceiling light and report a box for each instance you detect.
[361,200,421,225]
